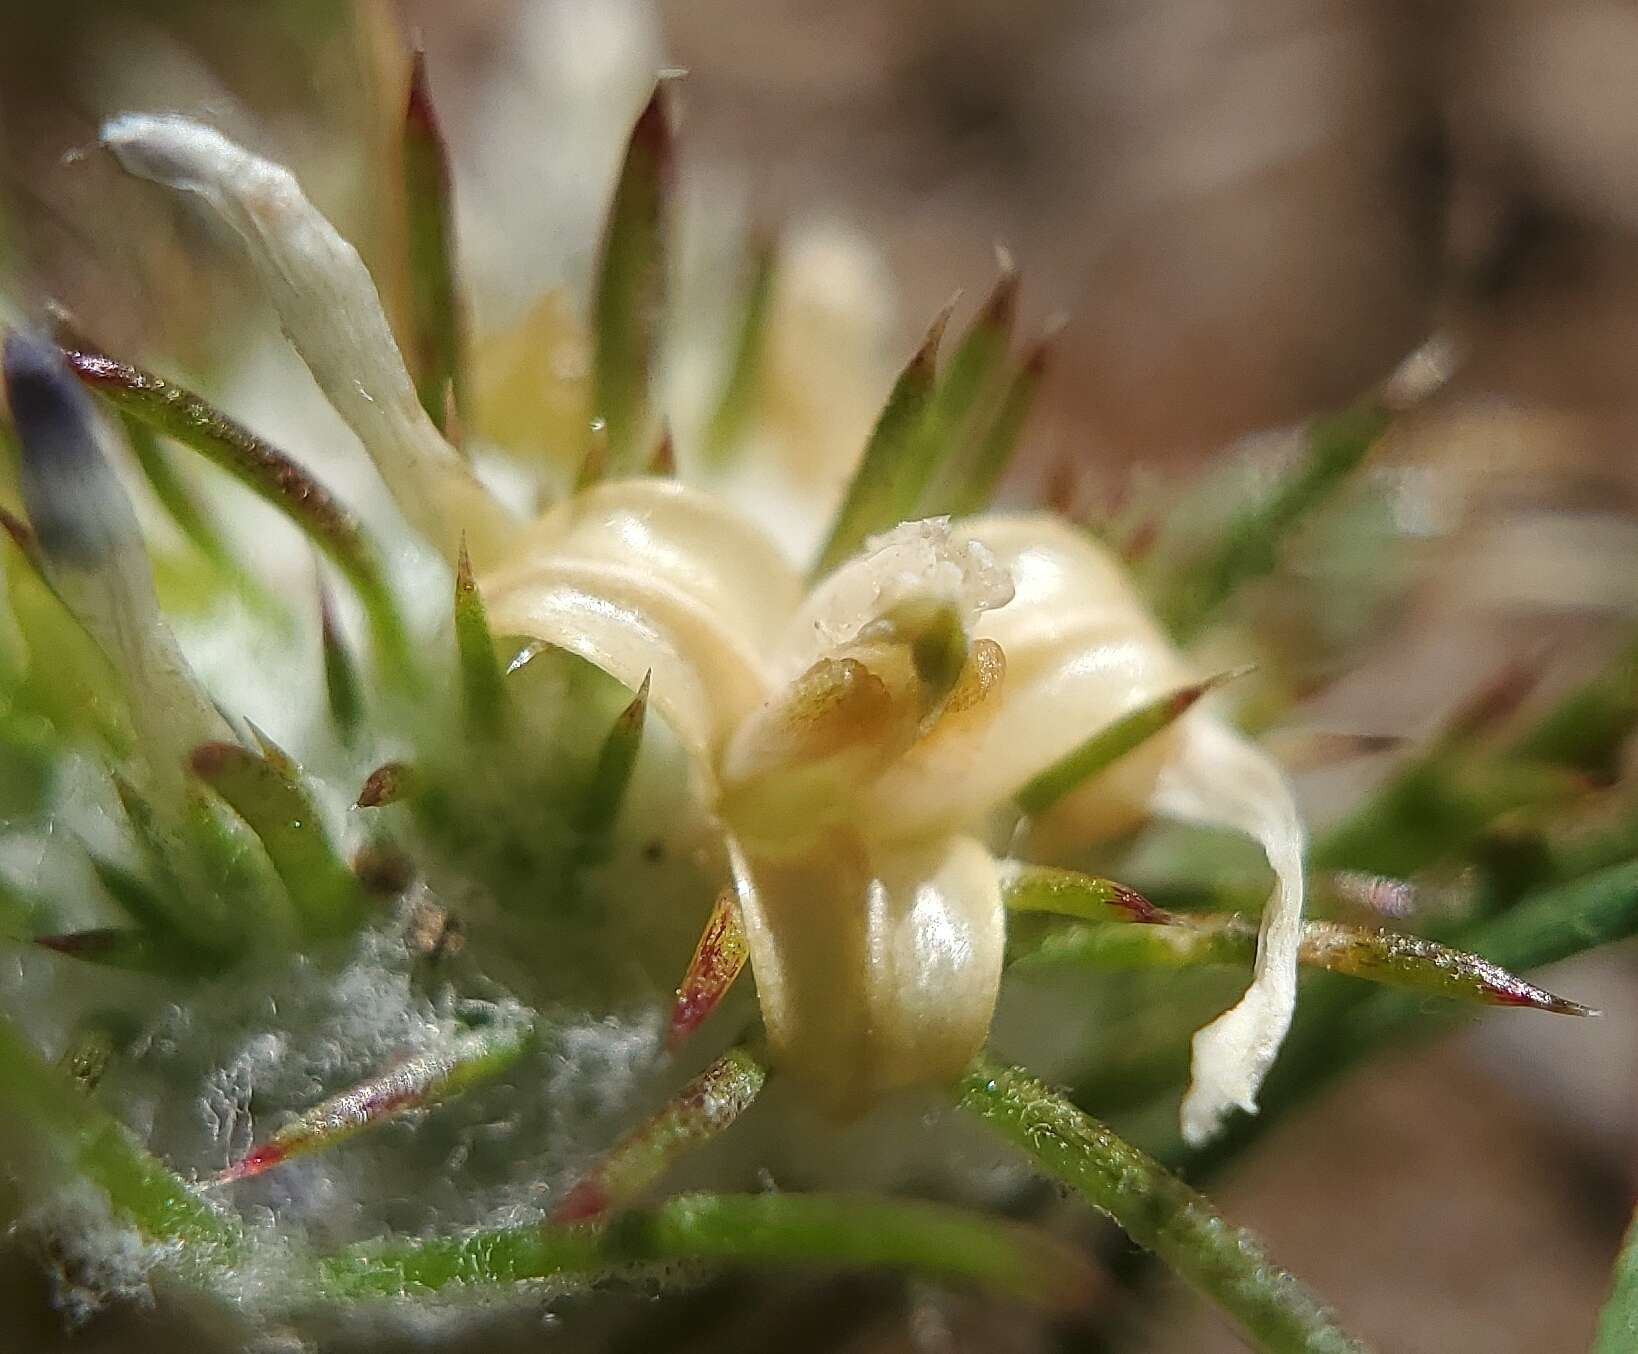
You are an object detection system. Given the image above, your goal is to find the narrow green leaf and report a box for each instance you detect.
[553,1044,766,1222]
[944,332,1051,517]
[319,1190,1096,1311]
[700,236,777,468]
[1509,632,1638,781]
[189,741,368,940]
[1595,1208,1638,1354]
[402,49,467,439]
[33,927,175,974]
[85,851,186,940]
[454,538,506,737]
[812,307,950,577]
[318,581,363,742]
[121,414,242,584]
[589,85,672,480]
[104,775,242,953]
[1014,668,1248,816]
[0,1015,235,1252]
[216,1017,533,1183]
[1004,865,1592,1013]
[1185,857,1638,1175]
[957,1057,1370,1354]
[568,671,649,880]
[1158,399,1392,643]
[916,263,1023,516]
[59,341,411,675]
[1311,754,1584,879]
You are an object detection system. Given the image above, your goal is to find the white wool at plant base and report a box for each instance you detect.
[102,112,1308,1144]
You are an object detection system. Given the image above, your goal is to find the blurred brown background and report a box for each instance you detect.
[4,2,1638,1350]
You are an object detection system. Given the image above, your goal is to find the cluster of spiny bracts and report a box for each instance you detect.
[0,51,1633,1354]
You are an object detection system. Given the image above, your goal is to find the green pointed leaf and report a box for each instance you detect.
[700,236,777,469]
[189,741,368,940]
[589,85,673,480]
[121,412,268,610]
[1311,753,1584,879]
[1014,668,1247,816]
[85,851,186,940]
[59,340,411,676]
[0,1015,236,1252]
[1004,864,1592,1013]
[812,306,949,577]
[1157,398,1392,643]
[319,1190,1096,1311]
[944,333,1050,517]
[553,1044,766,1222]
[454,538,506,737]
[958,1057,1369,1354]
[106,774,243,953]
[916,263,1025,516]
[33,927,175,974]
[216,1016,533,1183]
[318,581,364,742]
[1509,633,1638,781]
[402,49,467,439]
[569,670,649,879]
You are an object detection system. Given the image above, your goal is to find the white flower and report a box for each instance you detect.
[101,113,1306,1144]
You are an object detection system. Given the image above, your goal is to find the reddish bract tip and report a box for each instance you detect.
[35,930,119,957]
[187,741,244,780]
[977,262,1020,335]
[628,84,675,178]
[649,427,675,476]
[454,535,476,596]
[0,505,35,555]
[912,297,959,380]
[1119,519,1159,566]
[1108,883,1163,925]
[213,1143,285,1185]
[550,1177,611,1225]
[404,48,441,137]
[667,890,749,1050]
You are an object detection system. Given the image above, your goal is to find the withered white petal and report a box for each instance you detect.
[100,114,513,563]
[1153,717,1306,1147]
[942,515,1306,1143]
[729,832,1004,1117]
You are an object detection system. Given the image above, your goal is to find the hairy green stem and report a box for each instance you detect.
[316,1190,1095,1310]
[958,1057,1370,1354]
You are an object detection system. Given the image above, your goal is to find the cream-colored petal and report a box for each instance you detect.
[730,832,1004,1117]
[101,114,514,565]
[1151,717,1306,1147]
[483,557,769,768]
[505,478,802,657]
[915,515,1307,1142]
